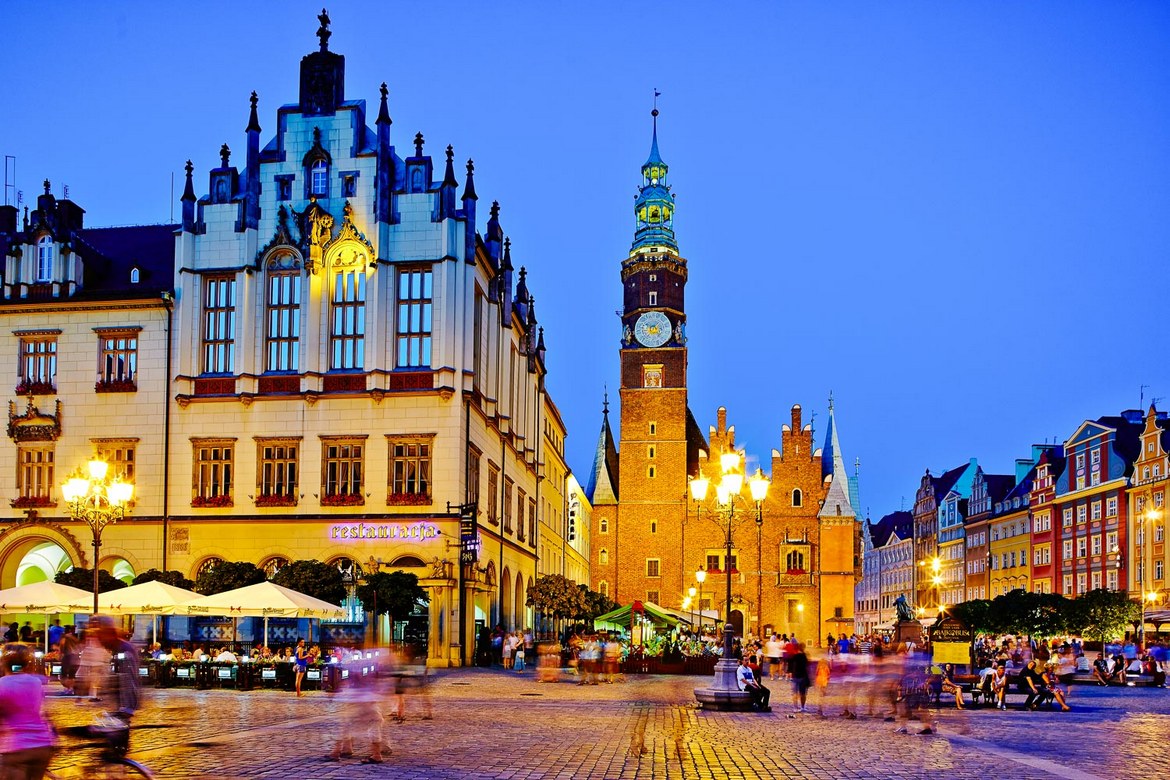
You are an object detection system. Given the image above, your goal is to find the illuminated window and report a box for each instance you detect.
[94,441,135,482]
[396,268,433,367]
[598,581,608,597]
[192,439,234,504]
[321,438,364,500]
[266,266,301,372]
[503,478,514,533]
[16,446,53,503]
[467,448,481,507]
[97,331,137,387]
[517,489,527,541]
[35,236,53,282]
[17,336,56,392]
[258,439,298,500]
[486,463,500,525]
[202,276,236,374]
[389,437,432,500]
[311,159,329,197]
[330,269,365,370]
[646,558,660,578]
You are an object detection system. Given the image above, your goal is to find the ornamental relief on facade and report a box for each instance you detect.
[7,398,62,442]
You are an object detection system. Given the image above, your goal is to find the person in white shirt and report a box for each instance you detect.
[215,648,238,663]
[737,656,770,711]
[764,635,784,681]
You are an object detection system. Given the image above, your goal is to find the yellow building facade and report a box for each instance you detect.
[989,507,1031,596]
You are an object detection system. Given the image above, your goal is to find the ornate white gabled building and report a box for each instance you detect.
[0,12,559,666]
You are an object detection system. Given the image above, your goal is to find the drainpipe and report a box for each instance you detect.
[162,291,174,572]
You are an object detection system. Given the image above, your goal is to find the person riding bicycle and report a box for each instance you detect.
[87,616,141,757]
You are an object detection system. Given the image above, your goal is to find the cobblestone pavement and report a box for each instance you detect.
[38,668,1170,779]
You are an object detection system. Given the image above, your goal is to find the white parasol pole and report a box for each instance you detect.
[264,616,269,649]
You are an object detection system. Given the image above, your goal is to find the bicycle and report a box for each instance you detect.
[43,712,155,779]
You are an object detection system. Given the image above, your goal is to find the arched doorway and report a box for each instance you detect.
[105,558,136,585]
[15,542,73,586]
[514,572,524,630]
[730,609,745,638]
[501,567,513,628]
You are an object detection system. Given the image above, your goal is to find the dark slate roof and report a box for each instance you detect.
[73,225,177,297]
[685,405,709,478]
[872,510,913,547]
[931,462,969,499]
[1095,413,1144,477]
[584,409,620,505]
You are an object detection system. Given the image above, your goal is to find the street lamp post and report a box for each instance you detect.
[695,567,707,631]
[688,586,697,629]
[753,470,765,639]
[60,458,134,614]
[691,452,769,710]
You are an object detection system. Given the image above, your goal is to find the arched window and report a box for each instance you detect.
[390,555,425,568]
[36,236,53,282]
[598,581,608,598]
[196,556,225,581]
[331,268,366,369]
[599,549,609,566]
[261,556,289,579]
[266,256,302,372]
[599,517,609,534]
[311,159,329,197]
[130,267,140,284]
[785,550,805,573]
[791,488,803,507]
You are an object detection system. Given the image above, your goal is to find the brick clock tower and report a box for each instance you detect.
[587,107,703,607]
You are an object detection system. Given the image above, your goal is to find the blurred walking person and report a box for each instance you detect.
[0,646,56,779]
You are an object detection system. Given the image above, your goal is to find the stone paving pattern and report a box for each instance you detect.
[38,668,1170,779]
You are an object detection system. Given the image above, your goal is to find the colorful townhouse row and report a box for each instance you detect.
[855,406,1169,634]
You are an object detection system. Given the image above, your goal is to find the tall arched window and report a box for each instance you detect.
[311,159,329,197]
[266,258,302,372]
[785,550,805,573]
[331,268,366,369]
[791,488,803,507]
[36,237,54,282]
[599,549,609,566]
[598,581,608,598]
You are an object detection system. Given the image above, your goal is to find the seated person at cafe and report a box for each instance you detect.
[215,647,238,663]
[1093,653,1116,686]
[737,655,770,710]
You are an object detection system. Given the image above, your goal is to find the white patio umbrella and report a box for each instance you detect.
[0,580,93,652]
[99,580,202,646]
[182,582,346,648]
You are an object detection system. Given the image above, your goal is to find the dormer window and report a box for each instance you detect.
[36,237,54,282]
[310,160,329,197]
[130,267,140,284]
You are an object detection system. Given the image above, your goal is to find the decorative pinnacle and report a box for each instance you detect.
[184,160,193,176]
[490,200,500,220]
[462,159,477,201]
[43,179,50,194]
[377,82,391,125]
[442,145,457,187]
[316,8,332,52]
[220,143,231,167]
[247,91,261,132]
[414,132,424,157]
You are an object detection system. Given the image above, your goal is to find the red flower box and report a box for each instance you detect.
[387,492,431,506]
[95,379,137,393]
[10,496,55,509]
[255,494,297,508]
[14,380,55,396]
[321,493,364,507]
[191,495,234,508]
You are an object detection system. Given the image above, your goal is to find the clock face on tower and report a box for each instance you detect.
[634,311,671,348]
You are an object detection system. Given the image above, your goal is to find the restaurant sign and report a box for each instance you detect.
[330,522,441,541]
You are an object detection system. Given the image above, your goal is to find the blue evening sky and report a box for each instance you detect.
[5,2,1169,518]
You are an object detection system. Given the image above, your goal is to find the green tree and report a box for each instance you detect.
[194,561,266,595]
[356,571,428,642]
[132,569,196,591]
[986,589,1070,638]
[271,560,346,605]
[947,599,994,634]
[55,568,127,593]
[1069,588,1139,643]
[527,575,588,620]
[577,584,617,620]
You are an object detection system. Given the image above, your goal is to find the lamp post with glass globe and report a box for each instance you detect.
[60,458,134,614]
[690,451,769,709]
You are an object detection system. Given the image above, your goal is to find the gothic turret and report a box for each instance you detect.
[299,9,345,116]
[244,91,262,230]
[439,144,458,219]
[181,160,196,232]
[461,159,477,269]
[375,82,394,224]
[630,106,677,255]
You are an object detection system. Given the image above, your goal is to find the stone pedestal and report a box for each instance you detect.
[693,658,755,711]
[893,619,923,646]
